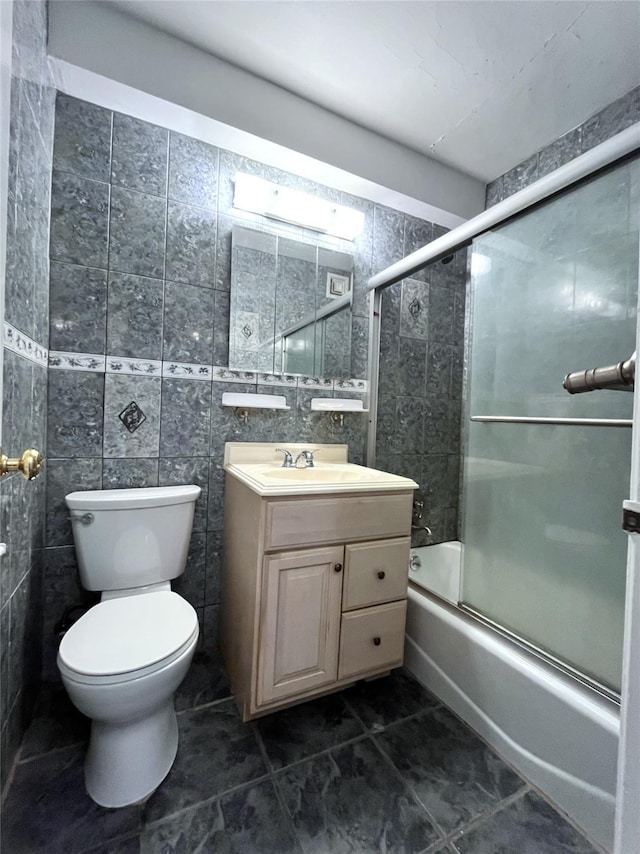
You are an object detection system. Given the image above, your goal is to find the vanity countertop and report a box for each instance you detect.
[223,442,418,496]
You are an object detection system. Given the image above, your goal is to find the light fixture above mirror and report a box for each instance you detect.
[233,173,365,241]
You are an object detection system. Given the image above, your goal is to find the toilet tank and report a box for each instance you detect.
[65,485,201,592]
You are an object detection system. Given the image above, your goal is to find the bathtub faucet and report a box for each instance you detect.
[412,523,432,536]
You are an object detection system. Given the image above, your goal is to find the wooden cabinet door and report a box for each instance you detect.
[257,545,344,706]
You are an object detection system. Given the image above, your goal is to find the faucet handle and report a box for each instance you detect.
[275,448,294,468]
[295,449,319,468]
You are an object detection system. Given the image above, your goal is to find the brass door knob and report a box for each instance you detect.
[0,448,43,481]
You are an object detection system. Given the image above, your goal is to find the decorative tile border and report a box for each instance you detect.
[46,350,368,391]
[49,351,106,372]
[106,357,162,376]
[4,322,48,367]
[163,361,213,381]
[211,366,258,385]
[258,373,298,387]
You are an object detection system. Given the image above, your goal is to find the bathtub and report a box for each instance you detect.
[405,541,619,851]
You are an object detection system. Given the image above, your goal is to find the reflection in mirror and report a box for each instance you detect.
[229,225,354,377]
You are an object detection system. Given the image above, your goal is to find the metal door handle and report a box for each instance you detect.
[563,352,635,394]
[0,448,43,480]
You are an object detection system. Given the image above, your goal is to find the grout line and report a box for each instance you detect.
[371,730,449,843]
[443,786,533,851]
[268,732,370,777]
[251,723,306,854]
[16,737,87,767]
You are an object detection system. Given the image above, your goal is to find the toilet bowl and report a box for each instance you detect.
[58,591,199,807]
[58,485,201,807]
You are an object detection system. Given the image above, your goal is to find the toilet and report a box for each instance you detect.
[57,485,201,808]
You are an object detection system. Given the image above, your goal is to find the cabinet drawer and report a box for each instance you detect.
[343,537,410,611]
[264,492,412,551]
[338,600,407,680]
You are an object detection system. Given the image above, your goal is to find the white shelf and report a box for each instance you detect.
[221,392,290,411]
[310,397,368,412]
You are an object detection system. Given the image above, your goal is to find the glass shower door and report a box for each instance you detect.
[462,158,639,693]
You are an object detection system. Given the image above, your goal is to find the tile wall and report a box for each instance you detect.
[375,237,468,545]
[42,94,444,677]
[1,0,54,788]
[486,85,640,205]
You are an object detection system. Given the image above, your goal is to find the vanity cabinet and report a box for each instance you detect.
[221,472,413,721]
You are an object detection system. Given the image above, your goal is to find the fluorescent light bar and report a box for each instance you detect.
[233,173,364,241]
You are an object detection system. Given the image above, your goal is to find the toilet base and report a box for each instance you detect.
[85,700,178,808]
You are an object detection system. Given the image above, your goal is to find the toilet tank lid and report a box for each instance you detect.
[66,485,201,511]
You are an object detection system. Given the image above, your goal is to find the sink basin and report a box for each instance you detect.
[263,467,371,482]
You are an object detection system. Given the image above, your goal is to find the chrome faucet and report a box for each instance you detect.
[276,448,294,468]
[295,449,318,468]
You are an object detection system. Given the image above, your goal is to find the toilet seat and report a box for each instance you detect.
[58,591,199,685]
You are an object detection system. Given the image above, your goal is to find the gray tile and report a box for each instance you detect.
[276,738,440,854]
[372,205,405,271]
[143,699,267,823]
[49,262,107,354]
[50,171,109,268]
[205,530,223,605]
[538,127,582,178]
[109,187,166,279]
[82,836,141,854]
[207,449,226,532]
[111,113,168,196]
[47,370,105,458]
[426,344,453,398]
[141,778,297,854]
[343,668,440,731]
[106,272,164,360]
[256,693,364,771]
[175,531,207,610]
[503,153,539,198]
[166,201,217,288]
[53,94,112,181]
[397,337,427,398]
[168,132,219,211]
[429,284,456,344]
[159,457,209,533]
[162,280,214,365]
[159,378,212,457]
[581,85,640,152]
[404,216,433,283]
[103,374,161,458]
[400,279,429,340]
[424,398,451,454]
[203,603,220,650]
[0,744,140,853]
[451,790,598,853]
[19,683,90,761]
[376,706,525,835]
[213,288,231,366]
[174,647,230,712]
[102,458,159,489]
[376,395,425,456]
[46,458,103,547]
[485,176,504,209]
[214,213,233,291]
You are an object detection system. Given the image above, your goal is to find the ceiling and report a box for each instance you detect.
[110,1,639,182]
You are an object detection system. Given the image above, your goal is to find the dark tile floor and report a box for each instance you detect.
[1,651,604,853]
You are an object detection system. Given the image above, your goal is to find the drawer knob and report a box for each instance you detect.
[377,570,386,580]
[334,563,343,573]
[373,636,381,646]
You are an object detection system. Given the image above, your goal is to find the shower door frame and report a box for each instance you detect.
[364,121,640,854]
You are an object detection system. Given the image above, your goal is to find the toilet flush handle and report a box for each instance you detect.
[69,513,94,526]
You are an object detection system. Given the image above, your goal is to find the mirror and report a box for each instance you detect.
[229,225,354,377]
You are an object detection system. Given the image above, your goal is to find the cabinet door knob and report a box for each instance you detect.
[377,570,386,580]
[373,636,381,646]
[334,563,343,572]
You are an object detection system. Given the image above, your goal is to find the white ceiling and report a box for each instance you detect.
[110,1,639,182]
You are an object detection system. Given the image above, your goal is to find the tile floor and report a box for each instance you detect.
[1,651,603,853]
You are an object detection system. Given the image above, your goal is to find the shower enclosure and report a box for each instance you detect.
[463,158,639,696]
